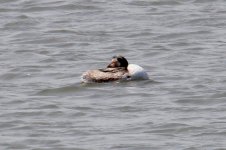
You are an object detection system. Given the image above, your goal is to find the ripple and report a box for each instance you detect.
[3,16,40,31]
[21,3,102,12]
[113,106,147,113]
[211,92,226,98]
[128,0,181,6]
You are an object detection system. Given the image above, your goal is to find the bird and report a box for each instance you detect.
[81,55,149,83]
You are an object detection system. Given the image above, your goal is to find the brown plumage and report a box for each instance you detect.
[81,56,129,83]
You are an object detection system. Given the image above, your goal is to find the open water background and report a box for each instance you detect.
[1,0,226,149]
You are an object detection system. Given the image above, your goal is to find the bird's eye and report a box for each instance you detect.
[117,57,122,61]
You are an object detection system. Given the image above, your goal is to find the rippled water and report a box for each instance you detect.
[1,0,226,149]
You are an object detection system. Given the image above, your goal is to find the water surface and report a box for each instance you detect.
[1,0,226,149]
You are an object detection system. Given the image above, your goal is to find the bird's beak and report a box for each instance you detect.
[107,58,120,68]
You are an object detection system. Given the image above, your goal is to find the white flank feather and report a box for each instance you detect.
[127,64,149,80]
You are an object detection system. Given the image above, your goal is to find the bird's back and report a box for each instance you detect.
[82,68,128,83]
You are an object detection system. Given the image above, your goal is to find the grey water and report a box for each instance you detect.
[1,0,226,149]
